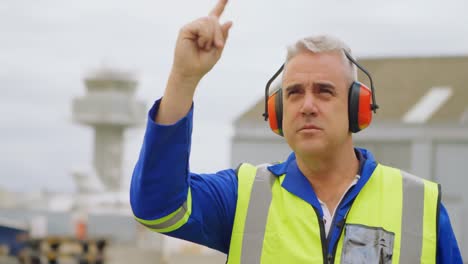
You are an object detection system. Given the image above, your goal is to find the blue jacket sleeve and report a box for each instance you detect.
[437,203,463,263]
[130,99,238,253]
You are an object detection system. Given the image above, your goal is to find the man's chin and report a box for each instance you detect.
[294,144,328,158]
[285,134,328,156]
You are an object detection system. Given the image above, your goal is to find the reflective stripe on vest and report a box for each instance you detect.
[400,170,425,262]
[228,164,276,264]
[134,188,192,233]
[229,163,439,264]
[241,165,275,264]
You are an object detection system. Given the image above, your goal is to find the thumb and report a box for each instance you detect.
[221,21,233,42]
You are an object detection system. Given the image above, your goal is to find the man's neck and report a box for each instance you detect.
[296,144,359,215]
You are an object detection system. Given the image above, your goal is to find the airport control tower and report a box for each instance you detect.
[72,69,146,191]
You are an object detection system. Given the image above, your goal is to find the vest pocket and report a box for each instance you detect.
[341,224,395,264]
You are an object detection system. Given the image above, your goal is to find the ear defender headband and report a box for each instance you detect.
[262,49,379,136]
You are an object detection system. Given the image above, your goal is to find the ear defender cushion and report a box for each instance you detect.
[348,82,373,133]
[267,89,284,136]
[276,89,283,136]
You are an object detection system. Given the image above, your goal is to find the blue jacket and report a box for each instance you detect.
[130,99,463,263]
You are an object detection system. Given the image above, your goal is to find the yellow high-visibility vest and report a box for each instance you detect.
[228,163,440,264]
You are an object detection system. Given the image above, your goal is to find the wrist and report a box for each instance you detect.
[169,68,202,88]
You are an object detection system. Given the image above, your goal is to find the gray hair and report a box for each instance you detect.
[284,35,358,83]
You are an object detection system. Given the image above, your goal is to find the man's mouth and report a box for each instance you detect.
[299,124,322,132]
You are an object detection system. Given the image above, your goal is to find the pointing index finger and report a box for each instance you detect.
[209,0,228,18]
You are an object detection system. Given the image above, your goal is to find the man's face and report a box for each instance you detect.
[282,50,351,157]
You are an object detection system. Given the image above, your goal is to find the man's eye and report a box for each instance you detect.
[288,90,298,96]
[320,88,333,94]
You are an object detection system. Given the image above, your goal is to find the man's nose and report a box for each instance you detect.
[300,93,318,116]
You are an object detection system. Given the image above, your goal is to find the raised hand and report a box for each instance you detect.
[156,0,233,124]
[172,0,233,82]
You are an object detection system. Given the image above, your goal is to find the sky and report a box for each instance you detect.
[1,0,468,193]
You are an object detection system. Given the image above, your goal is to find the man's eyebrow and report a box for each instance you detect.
[284,83,303,92]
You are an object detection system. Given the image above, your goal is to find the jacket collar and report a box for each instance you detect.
[267,148,378,217]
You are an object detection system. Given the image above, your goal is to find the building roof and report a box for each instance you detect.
[0,216,28,231]
[235,55,468,125]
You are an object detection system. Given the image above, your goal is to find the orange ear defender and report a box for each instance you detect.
[344,50,379,132]
[262,64,285,136]
[267,88,283,136]
[348,81,373,132]
[262,49,379,136]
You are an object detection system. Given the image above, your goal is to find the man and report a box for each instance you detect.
[130,0,463,262]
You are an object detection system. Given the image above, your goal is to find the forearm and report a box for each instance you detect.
[130,100,238,251]
[130,99,193,219]
[156,71,200,125]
